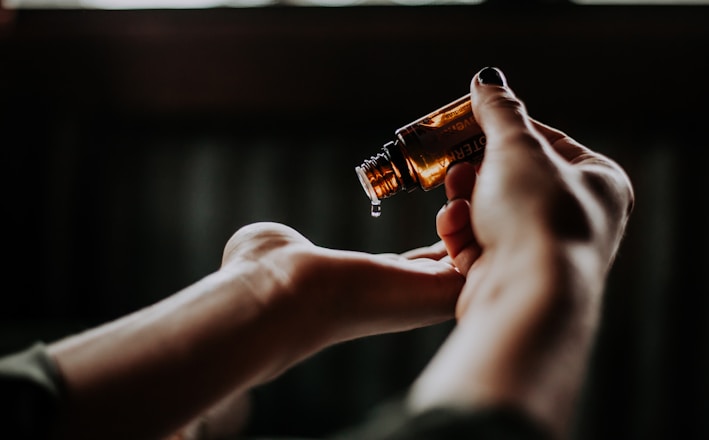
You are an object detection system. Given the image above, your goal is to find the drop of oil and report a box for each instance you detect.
[370,200,382,218]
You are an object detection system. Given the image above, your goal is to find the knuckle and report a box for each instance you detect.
[581,165,635,222]
[485,92,528,120]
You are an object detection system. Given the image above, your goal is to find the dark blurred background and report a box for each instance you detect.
[1,0,708,438]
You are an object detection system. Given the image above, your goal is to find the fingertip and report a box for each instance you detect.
[436,194,481,274]
[445,161,477,201]
[436,198,475,256]
[470,67,536,152]
[436,197,471,237]
[475,66,507,87]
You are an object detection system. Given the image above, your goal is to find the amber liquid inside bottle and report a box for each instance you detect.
[356,94,486,203]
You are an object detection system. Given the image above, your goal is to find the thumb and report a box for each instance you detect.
[470,67,539,157]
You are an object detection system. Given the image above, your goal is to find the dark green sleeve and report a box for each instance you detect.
[330,398,552,440]
[0,343,66,440]
[0,344,552,440]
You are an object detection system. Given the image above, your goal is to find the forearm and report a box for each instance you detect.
[408,238,605,439]
[48,263,304,440]
[44,221,464,439]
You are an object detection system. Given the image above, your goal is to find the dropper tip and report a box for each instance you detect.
[370,199,382,218]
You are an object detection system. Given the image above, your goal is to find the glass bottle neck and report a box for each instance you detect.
[356,141,413,200]
[356,152,400,200]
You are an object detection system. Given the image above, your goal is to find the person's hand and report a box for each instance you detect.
[220,222,463,375]
[162,225,463,440]
[408,67,634,438]
[49,222,463,440]
[438,67,633,318]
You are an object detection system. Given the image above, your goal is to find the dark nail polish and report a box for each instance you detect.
[478,67,505,86]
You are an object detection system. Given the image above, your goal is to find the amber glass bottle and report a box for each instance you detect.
[355,94,486,204]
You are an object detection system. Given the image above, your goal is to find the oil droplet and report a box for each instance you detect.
[370,200,382,218]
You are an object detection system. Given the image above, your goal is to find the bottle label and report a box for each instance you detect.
[444,133,487,162]
[404,98,486,164]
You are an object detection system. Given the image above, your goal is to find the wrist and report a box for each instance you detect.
[411,238,603,439]
[219,246,334,379]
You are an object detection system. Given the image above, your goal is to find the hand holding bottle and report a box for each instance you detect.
[409,67,634,439]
